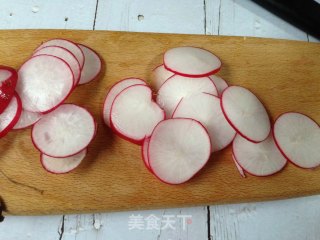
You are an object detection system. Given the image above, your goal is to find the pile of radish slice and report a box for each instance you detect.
[104,46,320,184]
[0,38,101,174]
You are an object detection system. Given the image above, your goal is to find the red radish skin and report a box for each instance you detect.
[110,84,165,145]
[221,86,271,143]
[13,109,42,130]
[78,44,102,85]
[36,38,85,69]
[232,153,246,178]
[41,148,87,174]
[148,118,211,185]
[209,75,228,96]
[0,93,22,138]
[103,78,147,127]
[163,47,221,77]
[0,66,18,114]
[32,104,96,158]
[33,46,81,86]
[151,64,174,91]
[141,137,153,173]
[17,55,74,113]
[273,112,320,169]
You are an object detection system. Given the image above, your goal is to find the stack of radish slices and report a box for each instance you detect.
[0,38,102,174]
[104,46,320,184]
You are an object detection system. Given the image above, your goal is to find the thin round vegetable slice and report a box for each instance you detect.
[110,84,165,145]
[78,44,102,85]
[149,118,211,184]
[172,93,236,152]
[141,137,152,172]
[0,66,18,113]
[163,47,221,77]
[221,86,271,143]
[273,112,320,169]
[151,64,174,91]
[32,104,96,158]
[103,78,147,127]
[17,55,74,113]
[232,153,246,178]
[210,75,228,96]
[33,46,81,86]
[36,38,85,69]
[0,93,22,137]
[232,134,287,176]
[156,75,218,117]
[13,109,42,130]
[41,148,87,174]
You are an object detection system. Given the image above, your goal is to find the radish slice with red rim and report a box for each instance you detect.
[0,66,18,113]
[142,137,152,172]
[157,75,218,117]
[163,47,221,77]
[33,46,81,86]
[151,64,174,91]
[210,75,228,96]
[148,118,211,184]
[0,93,22,137]
[78,44,102,85]
[13,109,42,130]
[32,104,96,158]
[17,55,74,113]
[110,84,165,144]
[232,153,246,178]
[36,39,85,69]
[221,86,271,143]
[172,93,236,152]
[273,112,320,169]
[232,134,287,176]
[41,148,87,174]
[103,78,147,127]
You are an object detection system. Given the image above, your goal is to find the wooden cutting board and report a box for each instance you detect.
[0,30,319,215]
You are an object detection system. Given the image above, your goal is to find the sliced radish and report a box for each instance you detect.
[221,86,271,143]
[33,46,81,86]
[157,75,218,117]
[36,39,85,69]
[103,78,147,127]
[273,112,320,169]
[41,148,87,174]
[148,118,211,184]
[110,84,165,144]
[210,75,228,96]
[17,55,74,113]
[172,93,236,152]
[151,64,174,91]
[232,153,246,178]
[32,104,96,158]
[0,93,22,137]
[163,47,221,77]
[13,109,42,130]
[78,44,102,85]
[0,66,18,113]
[232,134,287,176]
[141,137,152,172]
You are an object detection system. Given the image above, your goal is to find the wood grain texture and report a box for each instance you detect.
[0,30,319,215]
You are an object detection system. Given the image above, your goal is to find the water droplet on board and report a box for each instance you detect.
[32,6,39,13]
[137,15,144,21]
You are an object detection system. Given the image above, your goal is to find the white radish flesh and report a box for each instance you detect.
[17,55,74,113]
[273,112,320,169]
[164,47,221,77]
[78,44,102,85]
[0,66,18,113]
[36,39,85,68]
[151,64,174,91]
[110,84,165,144]
[210,75,228,96]
[172,93,236,152]
[142,137,152,172]
[13,109,42,130]
[103,78,147,127]
[148,118,211,184]
[41,149,87,174]
[32,104,96,157]
[157,75,218,117]
[232,153,246,178]
[33,46,81,86]
[221,86,271,143]
[232,134,287,176]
